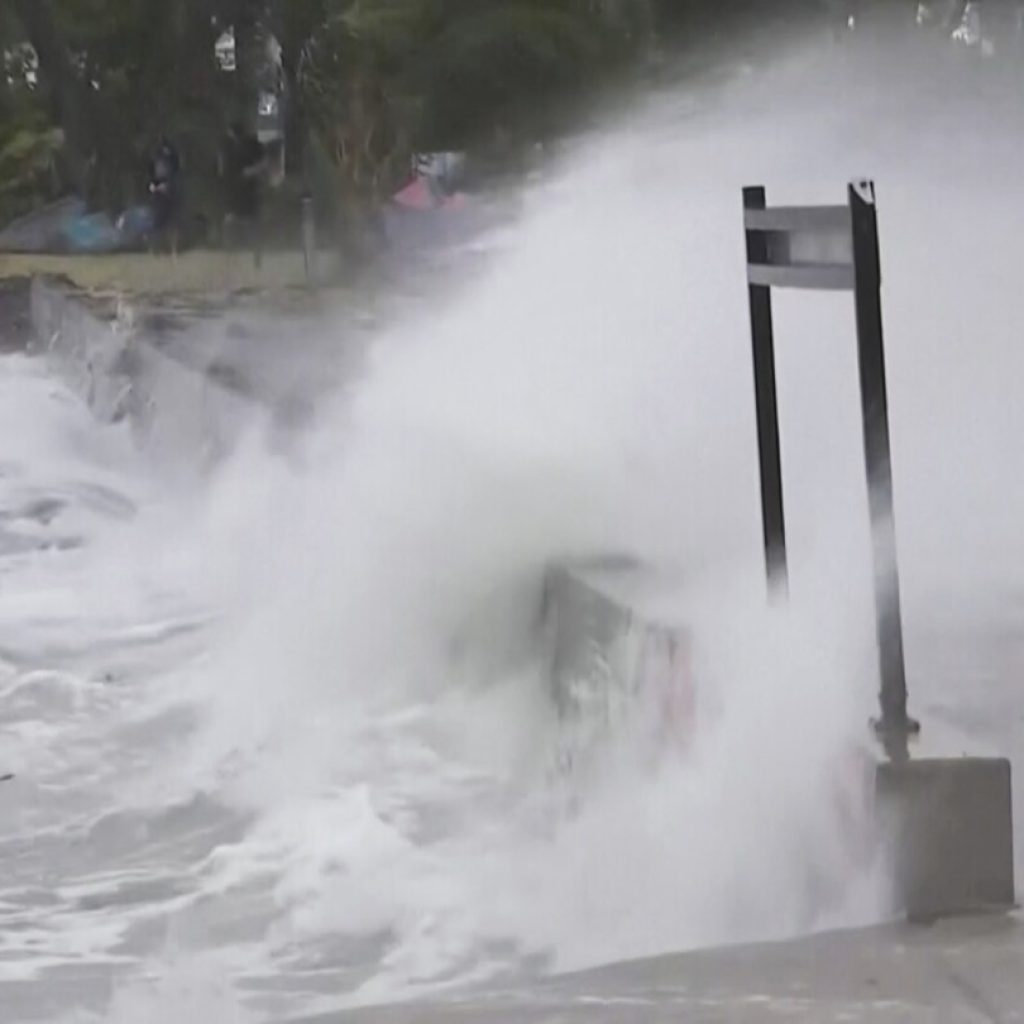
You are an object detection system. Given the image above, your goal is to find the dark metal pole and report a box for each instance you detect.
[301,193,315,286]
[743,186,789,593]
[848,180,918,761]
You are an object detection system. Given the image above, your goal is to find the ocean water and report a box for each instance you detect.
[1,34,1023,1024]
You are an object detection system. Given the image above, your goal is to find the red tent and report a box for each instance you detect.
[392,176,468,211]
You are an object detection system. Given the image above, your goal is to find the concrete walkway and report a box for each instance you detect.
[294,914,1024,1023]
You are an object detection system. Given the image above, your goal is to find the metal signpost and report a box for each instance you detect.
[301,193,316,287]
[742,180,919,761]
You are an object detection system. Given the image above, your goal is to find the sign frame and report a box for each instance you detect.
[743,180,919,760]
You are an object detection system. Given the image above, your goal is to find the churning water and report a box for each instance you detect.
[2,35,1024,1024]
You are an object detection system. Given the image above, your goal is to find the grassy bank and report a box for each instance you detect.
[0,248,341,297]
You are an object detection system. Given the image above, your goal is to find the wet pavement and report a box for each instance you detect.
[295,914,1024,1023]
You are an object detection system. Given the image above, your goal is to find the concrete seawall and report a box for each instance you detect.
[29,277,134,425]
[543,559,695,786]
[28,277,305,466]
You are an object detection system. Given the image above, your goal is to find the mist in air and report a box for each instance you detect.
[1,23,1023,1024]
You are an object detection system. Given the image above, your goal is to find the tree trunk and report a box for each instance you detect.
[9,0,93,192]
[230,0,272,127]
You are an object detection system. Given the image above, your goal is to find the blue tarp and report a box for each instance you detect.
[0,198,155,254]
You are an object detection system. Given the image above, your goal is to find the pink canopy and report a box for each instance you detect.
[392,176,469,211]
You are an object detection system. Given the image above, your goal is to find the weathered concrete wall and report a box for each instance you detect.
[121,333,256,466]
[542,559,694,781]
[29,277,258,465]
[29,276,133,424]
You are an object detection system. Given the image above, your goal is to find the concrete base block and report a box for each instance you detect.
[875,757,1015,920]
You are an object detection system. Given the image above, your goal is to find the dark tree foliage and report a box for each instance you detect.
[0,0,857,230]
[5,0,231,214]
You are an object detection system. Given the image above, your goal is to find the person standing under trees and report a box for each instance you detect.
[219,121,268,268]
[147,137,182,257]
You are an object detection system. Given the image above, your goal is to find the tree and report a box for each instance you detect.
[5,0,238,215]
[298,1,649,211]
[7,0,93,191]
[0,26,64,226]
[1,0,667,234]
[223,0,273,124]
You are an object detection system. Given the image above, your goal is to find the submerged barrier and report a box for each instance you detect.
[543,558,695,782]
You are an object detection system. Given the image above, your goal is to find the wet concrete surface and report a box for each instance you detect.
[293,914,1024,1023]
[141,290,377,422]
